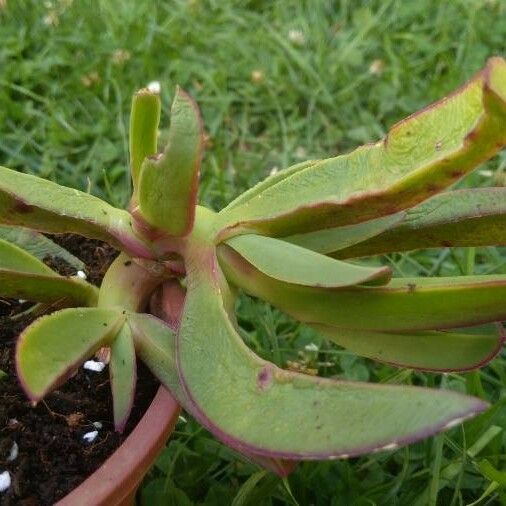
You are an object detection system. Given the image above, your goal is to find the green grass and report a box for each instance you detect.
[1,0,506,504]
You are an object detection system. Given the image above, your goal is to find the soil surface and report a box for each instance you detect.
[0,235,159,505]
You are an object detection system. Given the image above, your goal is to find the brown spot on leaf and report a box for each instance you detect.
[12,199,34,213]
[257,365,273,391]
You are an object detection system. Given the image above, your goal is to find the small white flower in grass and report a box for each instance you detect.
[304,343,319,352]
[76,270,87,280]
[7,442,18,462]
[82,430,98,443]
[83,360,106,372]
[0,471,11,493]
[251,70,265,84]
[288,29,305,46]
[147,81,161,94]
[369,59,385,76]
[295,146,307,159]
[269,166,279,176]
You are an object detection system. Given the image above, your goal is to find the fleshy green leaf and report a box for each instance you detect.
[322,187,506,258]
[177,250,487,459]
[0,271,98,306]
[110,323,137,432]
[284,212,405,255]
[98,253,163,312]
[0,166,152,257]
[219,244,506,331]
[0,238,55,275]
[217,57,506,237]
[313,323,504,371]
[16,308,124,401]
[0,225,84,269]
[129,88,161,191]
[128,312,180,395]
[128,309,296,476]
[0,238,98,305]
[224,234,391,288]
[137,87,203,236]
[222,160,320,212]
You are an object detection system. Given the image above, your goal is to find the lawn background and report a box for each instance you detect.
[1,0,506,504]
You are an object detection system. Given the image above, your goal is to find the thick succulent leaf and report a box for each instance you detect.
[176,250,487,460]
[16,308,124,401]
[0,225,84,269]
[285,212,405,255]
[128,312,180,395]
[0,166,152,257]
[224,234,392,288]
[137,87,204,236]
[0,238,98,305]
[313,323,505,372]
[128,309,296,476]
[98,253,164,312]
[219,245,506,331]
[129,88,161,190]
[325,188,506,258]
[222,160,320,212]
[110,324,137,432]
[0,271,98,306]
[0,238,55,275]
[217,57,506,237]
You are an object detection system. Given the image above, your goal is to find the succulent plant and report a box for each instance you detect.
[3,57,506,473]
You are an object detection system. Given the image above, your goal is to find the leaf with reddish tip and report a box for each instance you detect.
[219,244,506,332]
[176,250,487,460]
[128,311,296,476]
[138,87,204,236]
[324,188,506,259]
[0,225,85,269]
[217,57,506,238]
[313,323,505,372]
[0,166,152,257]
[16,308,124,401]
[129,88,161,191]
[224,234,391,288]
[110,324,137,432]
[0,239,98,306]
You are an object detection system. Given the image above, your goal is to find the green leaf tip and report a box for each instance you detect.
[0,237,98,306]
[16,308,124,401]
[222,234,391,288]
[129,87,161,191]
[137,87,204,236]
[314,323,505,372]
[110,323,137,432]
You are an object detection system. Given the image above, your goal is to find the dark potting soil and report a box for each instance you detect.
[0,235,159,505]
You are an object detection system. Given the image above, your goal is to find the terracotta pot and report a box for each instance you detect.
[56,387,180,506]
